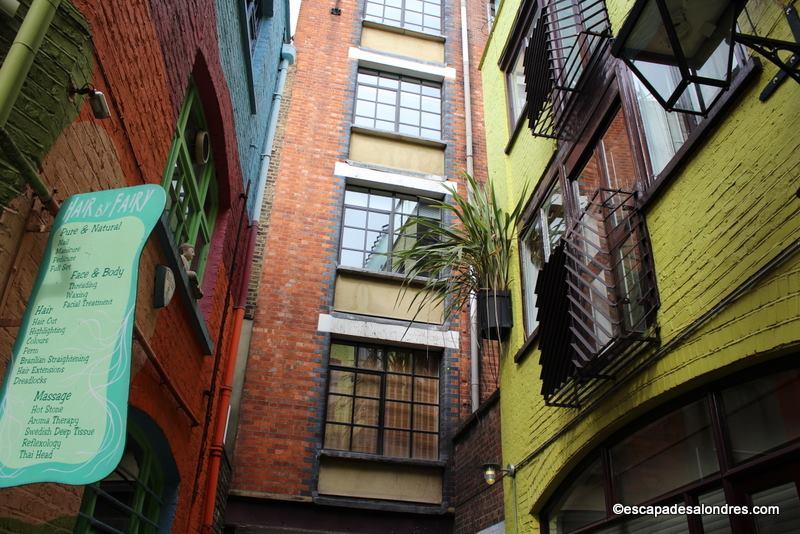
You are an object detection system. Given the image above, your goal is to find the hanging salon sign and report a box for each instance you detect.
[0,184,165,487]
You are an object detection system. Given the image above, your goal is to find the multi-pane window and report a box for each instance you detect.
[245,0,264,52]
[520,182,565,335]
[353,69,442,140]
[364,0,442,35]
[75,429,168,533]
[324,342,440,460]
[506,24,533,127]
[162,85,218,281]
[339,186,441,274]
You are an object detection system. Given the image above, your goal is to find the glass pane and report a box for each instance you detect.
[326,394,353,423]
[342,227,365,249]
[376,103,395,121]
[358,85,377,101]
[421,95,440,113]
[413,405,438,432]
[611,399,719,504]
[353,116,374,128]
[387,350,413,373]
[722,370,800,463]
[420,112,439,130]
[698,488,731,534]
[414,352,439,376]
[345,187,369,207]
[385,401,411,429]
[357,346,384,369]
[365,253,389,271]
[384,430,410,457]
[329,370,354,394]
[414,377,438,404]
[325,423,350,449]
[340,249,364,267]
[751,482,800,534]
[400,92,421,109]
[547,457,606,534]
[413,433,438,459]
[508,50,527,123]
[352,427,378,454]
[355,373,381,398]
[344,208,367,228]
[355,100,376,118]
[386,374,412,400]
[377,88,395,104]
[353,398,379,426]
[378,75,399,89]
[367,211,390,231]
[521,217,545,334]
[369,192,393,211]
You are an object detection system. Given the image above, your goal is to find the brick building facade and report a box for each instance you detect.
[0,0,289,532]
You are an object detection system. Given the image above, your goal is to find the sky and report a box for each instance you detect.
[290,0,301,37]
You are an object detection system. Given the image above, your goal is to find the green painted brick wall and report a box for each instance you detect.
[479,0,800,531]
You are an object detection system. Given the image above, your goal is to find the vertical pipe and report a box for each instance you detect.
[460,0,480,411]
[0,0,62,126]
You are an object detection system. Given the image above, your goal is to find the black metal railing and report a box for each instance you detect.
[537,189,659,406]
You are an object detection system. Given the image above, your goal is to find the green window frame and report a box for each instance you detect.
[75,425,166,534]
[161,84,218,282]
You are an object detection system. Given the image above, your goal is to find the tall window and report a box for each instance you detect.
[353,69,442,140]
[364,0,442,35]
[324,342,440,460]
[245,0,264,51]
[543,366,800,533]
[520,182,565,335]
[162,85,218,281]
[339,186,441,274]
[505,16,536,129]
[75,427,170,533]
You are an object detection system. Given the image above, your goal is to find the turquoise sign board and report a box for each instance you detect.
[0,184,165,487]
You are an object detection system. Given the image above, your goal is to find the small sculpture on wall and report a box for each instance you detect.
[179,243,204,300]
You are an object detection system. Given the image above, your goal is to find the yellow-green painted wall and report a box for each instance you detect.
[479,0,800,531]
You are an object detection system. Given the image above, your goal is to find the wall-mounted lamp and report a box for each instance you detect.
[611,0,800,113]
[70,85,111,120]
[483,462,516,486]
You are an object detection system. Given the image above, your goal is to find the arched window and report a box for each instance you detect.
[75,413,179,533]
[543,362,800,533]
[161,84,219,282]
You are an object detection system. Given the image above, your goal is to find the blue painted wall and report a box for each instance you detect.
[216,0,291,216]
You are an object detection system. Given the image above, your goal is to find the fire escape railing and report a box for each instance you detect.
[524,0,612,139]
[537,189,659,407]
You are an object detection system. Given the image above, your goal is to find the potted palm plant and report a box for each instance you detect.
[395,173,526,341]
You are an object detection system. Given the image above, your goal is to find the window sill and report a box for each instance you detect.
[504,104,529,155]
[639,58,762,208]
[319,448,446,468]
[362,19,446,43]
[336,264,432,288]
[154,215,214,355]
[512,326,539,364]
[351,125,448,149]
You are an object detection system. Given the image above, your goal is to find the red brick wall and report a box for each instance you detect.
[0,1,247,532]
[453,392,504,534]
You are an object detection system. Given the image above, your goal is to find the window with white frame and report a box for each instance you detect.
[353,69,443,140]
[364,0,442,34]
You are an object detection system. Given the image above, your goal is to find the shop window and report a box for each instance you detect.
[339,186,441,274]
[161,85,218,282]
[542,364,800,534]
[519,181,565,335]
[353,69,443,140]
[75,425,175,533]
[324,342,440,460]
[364,0,442,35]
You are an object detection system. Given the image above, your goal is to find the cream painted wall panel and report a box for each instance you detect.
[349,132,445,175]
[361,26,445,63]
[334,274,443,324]
[318,457,443,504]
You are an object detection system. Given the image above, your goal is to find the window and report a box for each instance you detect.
[75,427,171,533]
[339,186,441,274]
[324,342,440,460]
[364,0,442,35]
[520,181,565,335]
[353,69,442,140]
[245,0,268,51]
[162,85,218,281]
[504,11,536,129]
[542,365,800,534]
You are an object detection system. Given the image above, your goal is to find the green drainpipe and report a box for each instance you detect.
[0,0,62,127]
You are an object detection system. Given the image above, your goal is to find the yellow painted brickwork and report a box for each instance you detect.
[480,0,800,531]
[360,26,445,63]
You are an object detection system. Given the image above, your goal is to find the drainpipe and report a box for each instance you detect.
[0,0,61,126]
[460,0,480,411]
[200,42,295,534]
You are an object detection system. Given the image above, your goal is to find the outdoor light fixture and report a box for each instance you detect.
[612,0,800,114]
[69,85,111,120]
[483,462,516,486]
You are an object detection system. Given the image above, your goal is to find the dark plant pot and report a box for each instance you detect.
[477,289,513,341]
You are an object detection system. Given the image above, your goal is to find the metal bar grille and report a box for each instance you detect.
[536,189,659,406]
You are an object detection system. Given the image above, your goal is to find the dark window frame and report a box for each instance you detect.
[363,0,444,36]
[499,0,539,138]
[540,359,800,534]
[323,341,442,460]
